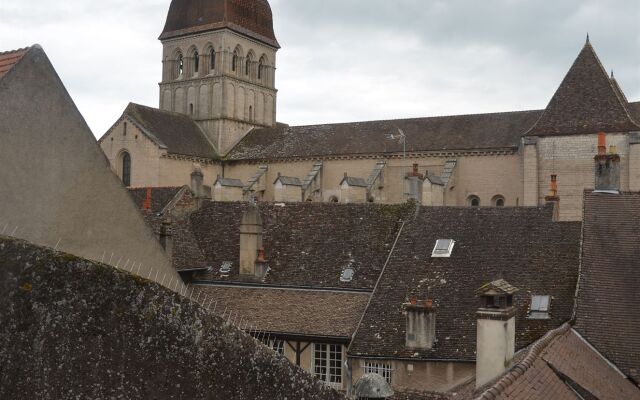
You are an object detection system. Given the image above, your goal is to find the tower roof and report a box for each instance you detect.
[526,40,640,136]
[160,0,279,48]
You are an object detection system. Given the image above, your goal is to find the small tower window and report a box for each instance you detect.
[177,55,184,77]
[121,152,131,187]
[468,195,480,207]
[194,51,199,73]
[258,61,263,80]
[210,48,216,70]
[249,105,253,121]
[123,122,127,136]
[232,53,238,72]
[189,103,194,116]
[245,58,251,76]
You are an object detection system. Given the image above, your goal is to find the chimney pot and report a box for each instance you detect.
[143,187,152,210]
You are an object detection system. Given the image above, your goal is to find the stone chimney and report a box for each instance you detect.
[239,207,263,276]
[475,279,518,388]
[405,163,424,203]
[544,175,560,221]
[159,217,173,259]
[403,298,436,350]
[191,164,204,198]
[594,133,620,192]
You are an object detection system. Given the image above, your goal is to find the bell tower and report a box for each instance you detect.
[158,0,279,155]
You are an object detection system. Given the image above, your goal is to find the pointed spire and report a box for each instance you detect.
[611,70,615,79]
[586,33,590,44]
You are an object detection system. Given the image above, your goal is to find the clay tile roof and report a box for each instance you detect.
[574,191,640,383]
[215,177,244,188]
[476,324,640,400]
[349,206,582,361]
[121,103,218,159]
[0,47,30,80]
[525,42,640,136]
[227,110,543,160]
[477,279,518,295]
[160,0,279,48]
[340,176,368,188]
[193,285,370,338]
[128,187,184,214]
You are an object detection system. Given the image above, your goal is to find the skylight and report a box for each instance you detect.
[219,261,232,276]
[528,295,551,319]
[432,239,455,258]
[340,267,355,283]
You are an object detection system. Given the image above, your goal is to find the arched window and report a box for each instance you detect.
[232,53,238,72]
[493,195,505,207]
[249,105,253,121]
[258,61,263,80]
[189,103,194,116]
[121,152,131,187]
[245,58,251,76]
[258,56,267,81]
[176,55,184,77]
[210,48,216,71]
[194,51,199,73]
[468,195,480,207]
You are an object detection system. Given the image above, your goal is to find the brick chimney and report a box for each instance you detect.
[254,248,270,281]
[143,187,152,211]
[594,133,620,192]
[475,279,518,388]
[239,207,263,276]
[403,298,436,349]
[544,175,560,221]
[405,163,424,203]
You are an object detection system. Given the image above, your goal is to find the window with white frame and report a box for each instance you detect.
[529,295,551,319]
[432,239,455,258]
[260,337,285,356]
[313,344,342,387]
[363,361,393,383]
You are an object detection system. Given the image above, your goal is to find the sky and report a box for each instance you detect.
[1,0,639,138]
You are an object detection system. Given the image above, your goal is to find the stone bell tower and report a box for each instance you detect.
[158,0,279,155]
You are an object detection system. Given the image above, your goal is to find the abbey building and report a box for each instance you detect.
[99,0,640,221]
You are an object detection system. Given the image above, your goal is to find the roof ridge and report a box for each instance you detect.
[0,46,31,56]
[476,323,571,400]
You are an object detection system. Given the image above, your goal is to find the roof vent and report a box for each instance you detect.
[219,261,232,276]
[432,239,455,258]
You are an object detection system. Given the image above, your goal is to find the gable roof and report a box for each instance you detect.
[340,176,368,188]
[573,191,640,383]
[349,206,582,361]
[178,202,412,289]
[526,41,640,136]
[274,175,302,186]
[118,103,219,159]
[0,47,30,80]
[215,177,245,188]
[128,186,184,214]
[477,324,640,400]
[227,110,543,160]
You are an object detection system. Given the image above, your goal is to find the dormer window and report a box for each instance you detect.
[432,239,455,258]
[528,295,551,319]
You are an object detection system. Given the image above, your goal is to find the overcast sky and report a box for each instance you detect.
[1,0,639,138]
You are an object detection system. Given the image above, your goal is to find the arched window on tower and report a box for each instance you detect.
[121,152,131,187]
[245,58,251,76]
[258,60,264,80]
[176,55,184,78]
[210,48,216,71]
[468,195,480,207]
[194,51,199,73]
[232,52,238,72]
[492,195,506,207]
[249,106,253,121]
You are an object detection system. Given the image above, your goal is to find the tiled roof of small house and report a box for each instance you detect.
[525,41,640,136]
[193,285,370,338]
[0,47,30,80]
[227,110,543,160]
[178,202,413,289]
[476,324,640,400]
[340,176,368,188]
[274,175,302,186]
[573,191,640,383]
[349,206,582,361]
[112,103,219,159]
[215,177,244,188]
[128,187,184,214]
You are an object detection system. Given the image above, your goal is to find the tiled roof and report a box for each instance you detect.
[227,110,543,160]
[118,103,218,159]
[128,187,183,214]
[0,47,30,80]
[574,191,640,383]
[477,324,640,400]
[349,206,582,361]
[181,202,412,289]
[193,285,370,338]
[525,42,640,136]
[215,177,244,188]
[425,174,445,186]
[341,176,368,188]
[160,0,279,48]
[274,175,302,186]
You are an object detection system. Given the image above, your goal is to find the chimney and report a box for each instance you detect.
[159,217,173,259]
[544,175,560,221]
[191,164,204,198]
[239,207,263,276]
[254,248,270,281]
[142,187,153,211]
[475,280,518,388]
[405,164,424,203]
[594,133,621,192]
[403,298,436,350]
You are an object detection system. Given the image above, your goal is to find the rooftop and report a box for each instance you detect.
[0,47,30,80]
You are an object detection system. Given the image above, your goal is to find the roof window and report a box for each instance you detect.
[340,263,355,282]
[432,239,455,258]
[219,261,232,276]
[528,295,551,319]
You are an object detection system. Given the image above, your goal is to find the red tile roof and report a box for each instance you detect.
[0,47,30,80]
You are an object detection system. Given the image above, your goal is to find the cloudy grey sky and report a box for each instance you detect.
[1,0,639,137]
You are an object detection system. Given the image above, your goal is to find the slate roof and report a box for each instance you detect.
[349,206,582,361]
[115,103,218,159]
[215,177,245,188]
[193,285,370,338]
[525,41,640,136]
[573,191,640,383]
[180,202,412,289]
[274,175,302,186]
[341,176,368,188]
[128,187,184,214]
[425,174,445,186]
[477,324,640,400]
[160,0,279,48]
[227,110,543,160]
[0,47,30,80]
